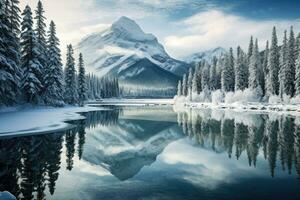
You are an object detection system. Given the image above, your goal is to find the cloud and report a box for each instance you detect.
[19,1,300,61]
[164,10,300,58]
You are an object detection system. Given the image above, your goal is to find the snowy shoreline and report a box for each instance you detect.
[0,105,104,138]
[0,99,174,138]
[2,97,300,138]
[174,100,300,117]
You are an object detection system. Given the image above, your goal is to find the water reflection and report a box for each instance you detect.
[0,108,122,200]
[176,108,300,179]
[0,106,300,200]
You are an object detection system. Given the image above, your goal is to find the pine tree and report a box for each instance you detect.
[195,63,202,93]
[0,0,21,105]
[187,68,193,100]
[262,41,269,95]
[286,26,296,97]
[34,0,47,71]
[77,53,86,106]
[43,21,64,106]
[20,5,43,103]
[248,36,254,62]
[221,48,235,92]
[210,57,218,90]
[64,44,78,104]
[249,39,262,94]
[5,0,21,69]
[177,80,182,96]
[266,27,280,96]
[295,50,300,96]
[201,62,210,91]
[279,30,289,98]
[235,46,248,91]
[216,57,223,90]
[192,72,197,94]
[5,0,20,35]
[182,74,187,96]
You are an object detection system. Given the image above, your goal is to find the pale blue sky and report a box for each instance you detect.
[21,0,300,58]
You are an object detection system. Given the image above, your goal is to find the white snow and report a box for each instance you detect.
[0,105,103,137]
[174,91,300,117]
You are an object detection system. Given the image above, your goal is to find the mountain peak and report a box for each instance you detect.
[112,16,140,31]
[111,16,155,41]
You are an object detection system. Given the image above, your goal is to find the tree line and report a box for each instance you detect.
[0,0,119,107]
[177,26,300,102]
[86,74,120,100]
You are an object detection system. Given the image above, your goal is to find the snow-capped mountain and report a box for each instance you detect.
[184,47,226,64]
[77,16,188,88]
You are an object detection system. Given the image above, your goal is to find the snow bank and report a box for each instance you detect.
[174,90,300,116]
[0,105,102,137]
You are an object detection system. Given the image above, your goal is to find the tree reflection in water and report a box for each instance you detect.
[1,106,300,199]
[176,108,300,179]
[0,107,121,200]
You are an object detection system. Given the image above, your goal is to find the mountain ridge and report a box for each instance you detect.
[77,16,188,89]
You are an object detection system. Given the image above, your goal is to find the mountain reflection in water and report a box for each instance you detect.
[0,106,300,200]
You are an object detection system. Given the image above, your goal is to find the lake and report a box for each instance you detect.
[1,105,300,200]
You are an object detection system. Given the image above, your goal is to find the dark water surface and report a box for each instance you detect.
[1,105,300,200]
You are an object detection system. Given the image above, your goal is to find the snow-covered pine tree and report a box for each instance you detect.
[77,53,86,106]
[262,41,269,96]
[195,62,202,94]
[235,46,248,91]
[64,44,78,105]
[248,39,262,96]
[5,0,21,68]
[295,50,300,96]
[285,26,296,97]
[86,74,93,100]
[248,36,254,63]
[0,0,21,105]
[182,74,187,96]
[5,0,20,34]
[295,33,300,63]
[221,48,235,92]
[201,62,210,91]
[187,68,193,100]
[192,72,197,94]
[209,57,218,91]
[177,80,182,96]
[279,30,289,98]
[20,5,43,103]
[43,21,64,106]
[216,57,223,90]
[34,0,47,72]
[266,27,280,96]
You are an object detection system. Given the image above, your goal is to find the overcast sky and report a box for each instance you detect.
[20,0,300,59]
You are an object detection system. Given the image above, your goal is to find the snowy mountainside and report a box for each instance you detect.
[77,16,188,88]
[184,47,226,64]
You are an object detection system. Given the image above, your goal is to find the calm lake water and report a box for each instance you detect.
[1,105,300,200]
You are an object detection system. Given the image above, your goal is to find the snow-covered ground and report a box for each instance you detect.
[0,105,103,137]
[174,96,300,117]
